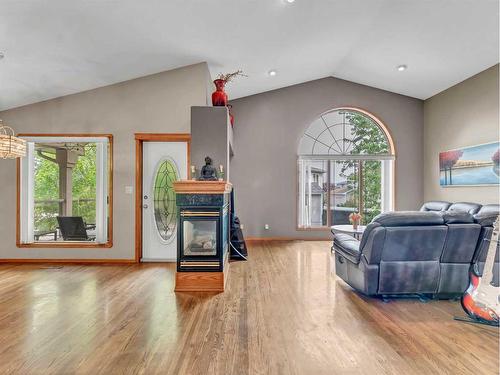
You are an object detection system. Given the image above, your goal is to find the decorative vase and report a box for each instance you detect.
[212,79,228,106]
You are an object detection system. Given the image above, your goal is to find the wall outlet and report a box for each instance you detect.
[264,224,270,230]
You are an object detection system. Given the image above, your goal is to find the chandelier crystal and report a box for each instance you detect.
[0,119,26,159]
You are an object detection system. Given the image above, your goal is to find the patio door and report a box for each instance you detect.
[141,140,188,261]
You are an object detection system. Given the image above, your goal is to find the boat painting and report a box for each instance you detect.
[440,142,500,186]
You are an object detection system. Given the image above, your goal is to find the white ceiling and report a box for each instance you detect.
[0,0,498,110]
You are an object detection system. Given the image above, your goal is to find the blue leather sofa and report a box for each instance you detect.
[333,202,499,298]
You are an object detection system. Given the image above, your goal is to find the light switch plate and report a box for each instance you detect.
[125,186,134,195]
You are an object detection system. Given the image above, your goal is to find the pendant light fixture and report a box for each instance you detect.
[0,119,26,159]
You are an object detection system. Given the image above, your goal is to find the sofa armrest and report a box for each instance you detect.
[359,226,386,264]
[333,233,361,264]
[473,213,499,227]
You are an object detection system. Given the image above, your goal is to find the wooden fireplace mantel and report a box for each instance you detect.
[173,180,232,194]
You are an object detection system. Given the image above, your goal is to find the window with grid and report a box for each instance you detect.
[297,108,395,228]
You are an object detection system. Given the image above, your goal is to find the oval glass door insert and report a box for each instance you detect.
[153,159,178,242]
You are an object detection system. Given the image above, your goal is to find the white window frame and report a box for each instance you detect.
[297,155,395,229]
[297,107,396,230]
[18,136,112,246]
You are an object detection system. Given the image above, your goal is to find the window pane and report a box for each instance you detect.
[346,112,390,155]
[72,144,97,234]
[362,160,382,224]
[34,150,60,240]
[32,141,100,242]
[153,159,178,242]
[330,160,359,225]
[298,160,328,227]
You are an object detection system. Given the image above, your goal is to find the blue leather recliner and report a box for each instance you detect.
[333,202,499,298]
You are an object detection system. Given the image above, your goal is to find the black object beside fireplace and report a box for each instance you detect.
[229,188,248,260]
[175,181,231,273]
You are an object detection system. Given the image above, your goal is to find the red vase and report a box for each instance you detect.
[212,79,228,106]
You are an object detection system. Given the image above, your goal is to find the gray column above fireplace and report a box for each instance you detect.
[191,106,233,181]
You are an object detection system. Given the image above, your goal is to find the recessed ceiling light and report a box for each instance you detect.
[268,70,277,77]
[285,0,295,3]
[397,64,407,72]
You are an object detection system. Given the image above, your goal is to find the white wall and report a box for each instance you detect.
[424,64,499,204]
[0,62,210,260]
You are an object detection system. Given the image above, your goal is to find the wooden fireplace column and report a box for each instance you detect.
[174,180,232,292]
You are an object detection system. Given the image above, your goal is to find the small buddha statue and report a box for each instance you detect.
[198,156,218,181]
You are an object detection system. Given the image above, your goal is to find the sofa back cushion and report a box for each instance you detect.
[362,212,445,264]
[441,223,481,263]
[420,201,451,212]
[440,211,474,224]
[376,226,447,294]
[475,204,500,216]
[473,204,499,227]
[373,211,444,227]
[448,202,482,215]
[381,226,448,262]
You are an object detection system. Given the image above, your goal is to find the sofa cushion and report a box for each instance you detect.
[448,202,482,215]
[441,223,481,263]
[333,233,361,264]
[373,211,444,227]
[440,211,474,224]
[473,214,498,227]
[473,204,499,227]
[476,204,500,217]
[420,201,452,212]
[382,226,447,261]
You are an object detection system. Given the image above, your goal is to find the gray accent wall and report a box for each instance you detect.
[424,64,500,204]
[0,62,210,260]
[230,77,424,239]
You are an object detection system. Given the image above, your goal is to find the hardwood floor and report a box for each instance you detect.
[0,241,498,375]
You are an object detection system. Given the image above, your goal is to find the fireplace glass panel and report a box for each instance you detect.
[183,219,217,256]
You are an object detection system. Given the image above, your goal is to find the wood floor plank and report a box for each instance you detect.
[0,241,497,374]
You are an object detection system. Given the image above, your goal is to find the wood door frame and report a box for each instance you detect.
[134,133,191,263]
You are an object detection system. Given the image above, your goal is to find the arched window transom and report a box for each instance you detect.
[298,108,394,156]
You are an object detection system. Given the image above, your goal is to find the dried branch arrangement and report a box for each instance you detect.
[216,70,247,84]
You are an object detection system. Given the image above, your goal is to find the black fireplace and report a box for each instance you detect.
[175,183,230,273]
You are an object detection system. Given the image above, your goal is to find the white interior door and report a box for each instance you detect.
[142,141,187,261]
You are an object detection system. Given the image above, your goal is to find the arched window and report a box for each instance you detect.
[298,108,395,228]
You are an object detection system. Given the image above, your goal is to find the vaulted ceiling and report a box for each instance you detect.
[0,0,498,110]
